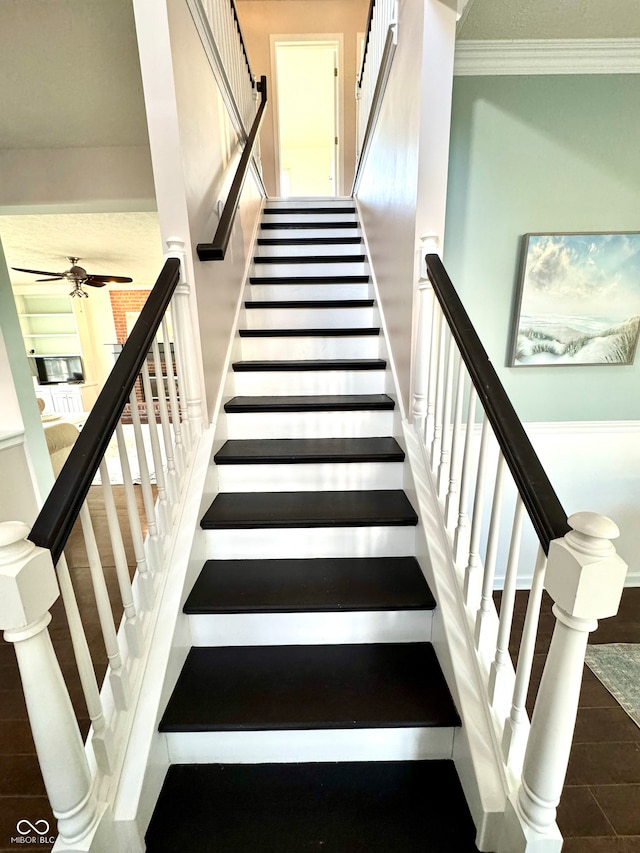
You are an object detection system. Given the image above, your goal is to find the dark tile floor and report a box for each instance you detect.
[0,504,638,851]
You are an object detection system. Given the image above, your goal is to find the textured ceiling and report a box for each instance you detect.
[0,213,164,290]
[0,0,149,150]
[458,0,640,40]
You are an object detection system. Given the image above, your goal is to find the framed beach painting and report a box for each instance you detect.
[510,232,640,367]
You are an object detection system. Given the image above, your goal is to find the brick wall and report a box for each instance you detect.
[109,290,155,422]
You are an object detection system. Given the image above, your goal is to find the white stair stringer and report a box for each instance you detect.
[401,420,509,852]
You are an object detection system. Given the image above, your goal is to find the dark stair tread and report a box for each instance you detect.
[159,643,458,731]
[200,489,417,529]
[250,274,369,284]
[214,436,405,465]
[238,327,379,337]
[232,359,386,372]
[254,254,366,263]
[257,236,363,245]
[245,299,374,308]
[184,556,434,613]
[264,206,356,214]
[146,761,480,852]
[224,393,394,412]
[260,222,359,230]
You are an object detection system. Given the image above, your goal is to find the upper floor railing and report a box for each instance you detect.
[189,0,258,136]
[412,250,627,851]
[353,0,398,190]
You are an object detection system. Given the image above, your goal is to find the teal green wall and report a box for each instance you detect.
[443,74,640,422]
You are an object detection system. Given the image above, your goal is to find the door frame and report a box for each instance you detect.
[270,33,345,197]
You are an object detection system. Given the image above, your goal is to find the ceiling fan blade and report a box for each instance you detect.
[12,266,66,277]
[86,274,134,284]
[35,277,66,282]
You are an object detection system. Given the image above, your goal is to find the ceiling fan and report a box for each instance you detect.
[12,256,133,297]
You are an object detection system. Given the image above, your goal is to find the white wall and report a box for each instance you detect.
[132,0,264,420]
[0,147,156,214]
[355,0,457,415]
[0,240,53,512]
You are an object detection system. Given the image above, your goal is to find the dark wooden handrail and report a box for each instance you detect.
[29,258,182,564]
[426,254,570,553]
[197,75,268,262]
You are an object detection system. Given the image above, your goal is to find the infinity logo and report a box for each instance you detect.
[16,820,50,836]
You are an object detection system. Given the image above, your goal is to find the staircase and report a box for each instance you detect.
[145,200,481,851]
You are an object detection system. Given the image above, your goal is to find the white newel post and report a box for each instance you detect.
[0,522,111,850]
[500,512,627,853]
[166,238,203,448]
[412,236,440,437]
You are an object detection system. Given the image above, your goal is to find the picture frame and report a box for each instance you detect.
[510,232,640,367]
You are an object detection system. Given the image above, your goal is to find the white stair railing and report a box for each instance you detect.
[412,251,628,852]
[189,0,259,138]
[0,247,204,851]
[353,0,398,190]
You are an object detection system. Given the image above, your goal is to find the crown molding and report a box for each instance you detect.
[454,38,640,76]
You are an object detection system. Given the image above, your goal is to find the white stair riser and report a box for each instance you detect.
[165,727,455,764]
[262,212,357,224]
[259,227,361,240]
[249,282,371,301]
[223,409,394,439]
[216,461,404,492]
[240,335,379,360]
[252,261,367,277]
[204,524,416,560]
[232,370,386,396]
[265,199,354,208]
[256,242,363,258]
[244,307,374,329]
[189,610,432,646]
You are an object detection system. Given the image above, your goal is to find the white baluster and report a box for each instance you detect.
[425,299,441,445]
[99,460,143,658]
[503,546,547,772]
[463,414,491,607]
[79,503,130,711]
[167,238,204,446]
[430,314,447,470]
[129,389,162,569]
[445,358,466,530]
[437,336,456,498]
[115,423,155,603]
[0,522,111,848]
[453,384,478,564]
[56,554,114,774]
[501,513,627,851]
[412,279,434,440]
[141,361,171,533]
[152,336,179,505]
[162,316,186,477]
[489,495,525,706]
[475,453,507,652]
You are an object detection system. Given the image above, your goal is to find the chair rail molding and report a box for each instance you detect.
[454,38,640,76]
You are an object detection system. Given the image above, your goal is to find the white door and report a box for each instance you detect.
[274,41,339,197]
